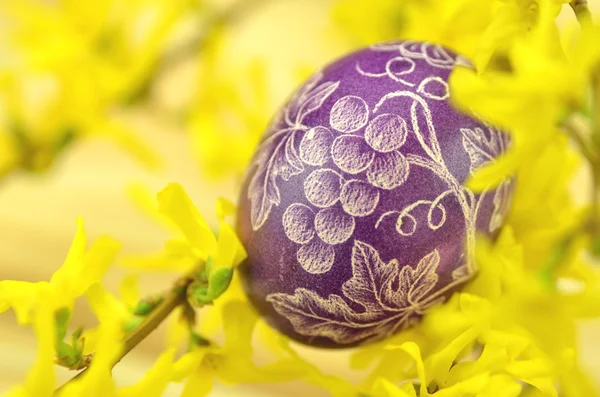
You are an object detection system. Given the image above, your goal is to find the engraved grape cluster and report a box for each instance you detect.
[282,94,414,275]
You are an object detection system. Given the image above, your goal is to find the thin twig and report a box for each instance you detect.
[53,269,199,395]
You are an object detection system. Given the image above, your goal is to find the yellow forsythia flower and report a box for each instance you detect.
[506,136,582,267]
[0,0,196,173]
[0,217,120,323]
[332,0,568,68]
[170,300,355,397]
[55,321,122,397]
[2,287,56,397]
[123,182,246,273]
[115,349,176,397]
[347,225,599,396]
[451,0,600,190]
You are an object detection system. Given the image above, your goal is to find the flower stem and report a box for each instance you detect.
[53,268,199,395]
[119,274,194,360]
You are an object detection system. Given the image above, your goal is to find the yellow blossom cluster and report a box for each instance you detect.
[0,0,201,176]
[1,0,600,397]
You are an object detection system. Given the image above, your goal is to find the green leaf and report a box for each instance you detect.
[72,326,83,341]
[56,340,82,368]
[187,266,234,307]
[56,340,74,360]
[188,282,209,307]
[54,307,71,342]
[124,315,145,333]
[206,267,234,302]
[132,296,163,316]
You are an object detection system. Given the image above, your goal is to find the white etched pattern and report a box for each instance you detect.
[356,56,416,87]
[296,238,336,274]
[299,126,333,166]
[248,73,340,231]
[417,76,449,100]
[387,57,415,76]
[282,203,315,244]
[267,241,454,345]
[365,114,408,153]
[331,135,375,174]
[399,41,456,69]
[264,43,516,345]
[314,207,355,245]
[376,190,451,236]
[303,168,343,208]
[366,151,410,190]
[329,96,369,133]
[340,180,380,217]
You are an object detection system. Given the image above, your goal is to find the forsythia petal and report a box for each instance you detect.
[57,321,122,397]
[433,373,490,397]
[74,236,121,299]
[371,377,416,397]
[116,349,176,397]
[157,183,216,257]
[221,300,258,356]
[3,287,57,397]
[386,342,428,397]
[475,374,522,397]
[86,283,130,325]
[180,371,214,397]
[0,280,41,324]
[119,274,140,310]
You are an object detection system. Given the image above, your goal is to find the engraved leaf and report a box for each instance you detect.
[266,288,379,345]
[286,73,322,123]
[461,127,499,175]
[248,128,304,230]
[342,241,400,312]
[267,242,444,345]
[407,250,440,303]
[296,81,340,125]
[388,249,440,308]
[285,74,340,126]
[410,96,444,163]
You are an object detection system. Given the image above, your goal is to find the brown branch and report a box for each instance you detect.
[53,269,199,395]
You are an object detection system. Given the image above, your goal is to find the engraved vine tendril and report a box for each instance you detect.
[375,189,452,236]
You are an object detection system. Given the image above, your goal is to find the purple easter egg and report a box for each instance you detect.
[236,41,514,348]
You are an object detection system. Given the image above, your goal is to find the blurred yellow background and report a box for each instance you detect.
[1,0,600,396]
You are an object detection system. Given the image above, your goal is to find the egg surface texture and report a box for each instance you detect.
[237,41,513,348]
